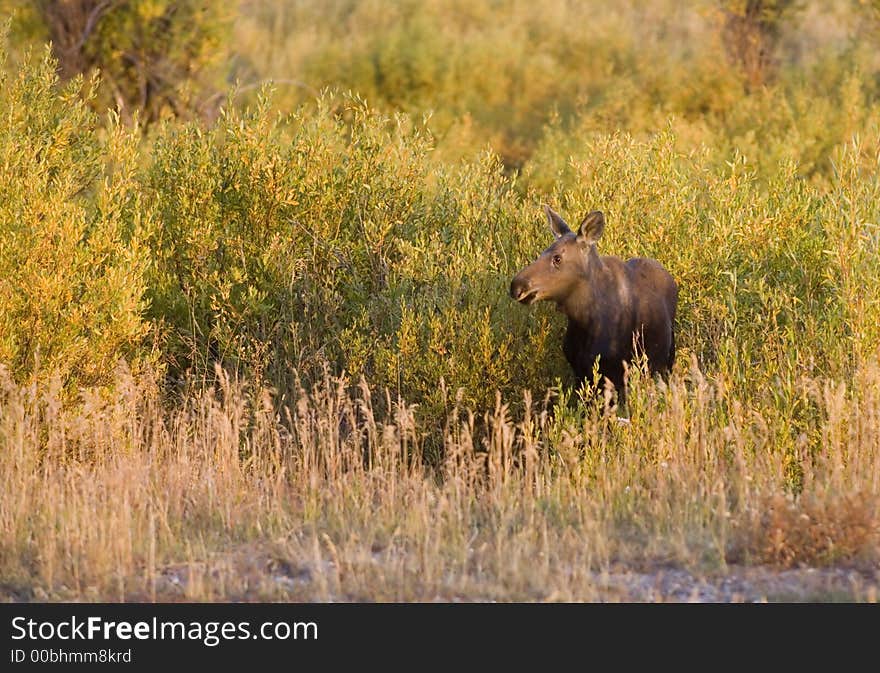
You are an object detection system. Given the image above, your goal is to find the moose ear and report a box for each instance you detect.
[544,205,571,239]
[577,211,605,245]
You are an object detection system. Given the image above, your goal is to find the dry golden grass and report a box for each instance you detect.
[1,358,878,602]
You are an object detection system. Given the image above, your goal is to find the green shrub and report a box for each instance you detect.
[144,93,564,417]
[2,5,879,438]
[0,43,149,387]
[232,0,741,168]
[143,87,879,432]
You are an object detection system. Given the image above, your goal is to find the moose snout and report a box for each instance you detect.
[509,275,534,303]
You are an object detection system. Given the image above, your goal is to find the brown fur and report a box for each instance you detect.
[510,206,678,398]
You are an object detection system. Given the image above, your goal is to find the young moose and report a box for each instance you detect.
[510,206,678,399]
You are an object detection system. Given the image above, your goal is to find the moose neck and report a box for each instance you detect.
[557,246,604,328]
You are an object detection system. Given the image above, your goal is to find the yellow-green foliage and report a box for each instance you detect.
[0,45,149,387]
[1,2,880,419]
[144,93,564,415]
[234,0,880,182]
[233,0,742,167]
[2,39,879,430]
[141,90,880,434]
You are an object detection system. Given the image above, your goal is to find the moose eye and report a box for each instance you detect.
[551,254,562,267]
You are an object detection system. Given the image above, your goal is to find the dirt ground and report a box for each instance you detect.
[42,558,879,603]
[5,546,877,603]
[582,565,879,602]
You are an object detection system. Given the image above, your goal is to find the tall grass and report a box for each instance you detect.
[1,362,877,601]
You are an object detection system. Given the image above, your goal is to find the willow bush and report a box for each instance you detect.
[143,89,877,432]
[1,34,878,436]
[0,43,149,388]
[144,92,564,417]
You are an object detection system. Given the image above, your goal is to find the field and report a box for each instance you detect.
[1,0,879,602]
